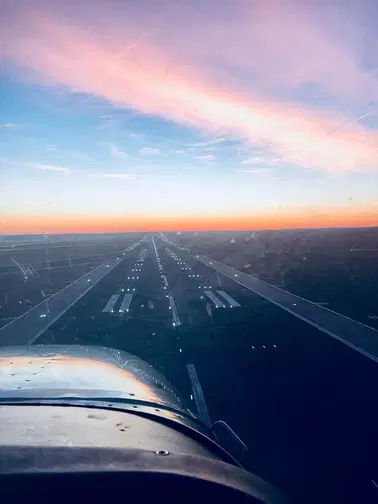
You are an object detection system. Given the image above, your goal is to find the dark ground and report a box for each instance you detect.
[1,228,378,503]
[166,227,378,329]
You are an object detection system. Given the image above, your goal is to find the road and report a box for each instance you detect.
[1,234,378,503]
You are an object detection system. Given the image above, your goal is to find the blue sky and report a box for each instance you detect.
[0,0,377,233]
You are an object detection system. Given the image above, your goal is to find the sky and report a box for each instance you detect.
[0,0,377,234]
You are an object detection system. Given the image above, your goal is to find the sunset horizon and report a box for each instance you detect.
[1,0,377,233]
[2,203,377,235]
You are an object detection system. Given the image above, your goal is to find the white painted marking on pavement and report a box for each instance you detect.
[119,293,133,312]
[27,260,125,345]
[168,295,181,326]
[204,291,225,308]
[102,294,120,313]
[1,264,103,334]
[217,290,241,307]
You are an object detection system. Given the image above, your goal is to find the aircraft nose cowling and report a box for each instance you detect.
[0,344,187,412]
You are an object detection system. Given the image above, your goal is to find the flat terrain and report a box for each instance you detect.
[165,227,378,329]
[1,229,378,503]
[0,233,145,328]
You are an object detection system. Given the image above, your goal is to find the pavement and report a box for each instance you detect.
[0,234,144,328]
[164,228,378,331]
[194,254,378,363]
[1,234,378,503]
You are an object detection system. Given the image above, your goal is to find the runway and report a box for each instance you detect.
[1,234,378,503]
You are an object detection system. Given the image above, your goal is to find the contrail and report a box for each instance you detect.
[348,107,377,125]
[327,107,377,137]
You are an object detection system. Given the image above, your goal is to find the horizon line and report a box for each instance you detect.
[1,224,378,237]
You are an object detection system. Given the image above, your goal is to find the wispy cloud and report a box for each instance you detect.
[95,172,160,185]
[109,144,128,159]
[194,154,216,161]
[241,156,282,166]
[241,157,265,165]
[96,173,137,180]
[28,162,71,174]
[139,147,162,156]
[126,131,145,140]
[46,145,92,161]
[235,168,263,173]
[0,122,23,129]
[2,3,378,173]
[96,112,140,131]
[188,137,226,147]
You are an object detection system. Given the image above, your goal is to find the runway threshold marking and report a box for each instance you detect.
[119,293,133,313]
[204,290,225,308]
[0,238,146,346]
[217,290,241,307]
[102,294,120,313]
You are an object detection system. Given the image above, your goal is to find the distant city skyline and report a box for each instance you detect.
[1,0,377,234]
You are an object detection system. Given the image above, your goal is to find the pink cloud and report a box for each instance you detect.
[149,0,378,102]
[2,3,378,173]
[109,144,128,159]
[28,162,71,174]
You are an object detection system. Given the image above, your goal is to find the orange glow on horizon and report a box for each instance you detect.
[3,206,377,234]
